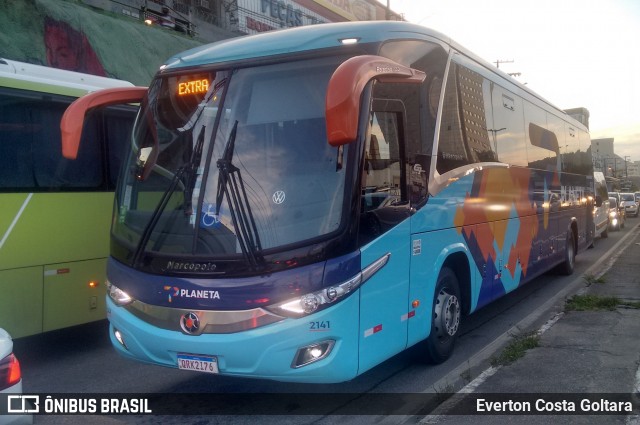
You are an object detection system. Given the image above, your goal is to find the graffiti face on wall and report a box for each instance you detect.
[44,17,106,76]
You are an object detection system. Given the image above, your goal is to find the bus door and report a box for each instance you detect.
[357,93,415,373]
[324,55,425,373]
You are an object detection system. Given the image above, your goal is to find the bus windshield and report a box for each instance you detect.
[113,56,348,263]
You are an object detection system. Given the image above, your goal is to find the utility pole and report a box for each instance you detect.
[386,0,390,20]
[494,59,522,79]
[494,59,513,69]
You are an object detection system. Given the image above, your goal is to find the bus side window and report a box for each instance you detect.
[103,106,137,189]
[33,107,103,189]
[523,100,558,171]
[0,88,34,189]
[490,85,527,167]
[358,95,413,246]
[436,62,498,174]
[363,111,402,200]
[378,39,448,163]
[0,87,110,191]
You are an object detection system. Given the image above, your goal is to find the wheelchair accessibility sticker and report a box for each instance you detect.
[201,203,221,228]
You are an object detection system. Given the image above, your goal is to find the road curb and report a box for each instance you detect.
[393,223,640,423]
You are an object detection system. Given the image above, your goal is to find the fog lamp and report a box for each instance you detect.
[291,340,335,368]
[113,328,128,350]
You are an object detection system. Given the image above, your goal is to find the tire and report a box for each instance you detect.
[421,267,461,364]
[559,230,576,276]
[601,226,608,238]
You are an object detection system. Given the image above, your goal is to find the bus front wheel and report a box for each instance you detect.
[422,267,461,364]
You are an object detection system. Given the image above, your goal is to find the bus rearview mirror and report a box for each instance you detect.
[61,87,147,159]
[325,55,425,147]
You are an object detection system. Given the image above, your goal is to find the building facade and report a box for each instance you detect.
[591,137,638,181]
[564,107,590,129]
[84,0,403,39]
[1,0,402,86]
[591,137,615,174]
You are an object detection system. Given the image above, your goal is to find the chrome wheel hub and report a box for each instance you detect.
[435,290,461,338]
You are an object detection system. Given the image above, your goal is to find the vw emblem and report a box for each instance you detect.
[272,190,286,205]
[180,312,200,334]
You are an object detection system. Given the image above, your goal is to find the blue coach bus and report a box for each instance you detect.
[62,21,594,383]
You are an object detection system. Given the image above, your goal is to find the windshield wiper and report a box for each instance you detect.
[183,127,206,215]
[132,127,205,266]
[215,120,264,268]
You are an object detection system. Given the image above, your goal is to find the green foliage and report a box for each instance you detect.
[565,294,619,311]
[582,273,606,286]
[491,332,540,366]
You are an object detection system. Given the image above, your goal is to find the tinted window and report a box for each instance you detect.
[437,62,497,174]
[114,57,350,258]
[379,40,448,160]
[0,87,135,192]
[490,85,527,167]
[524,100,558,171]
[359,105,409,246]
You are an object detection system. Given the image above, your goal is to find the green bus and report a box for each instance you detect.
[0,58,136,338]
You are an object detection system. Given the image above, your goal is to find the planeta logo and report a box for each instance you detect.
[163,285,221,303]
[163,286,180,303]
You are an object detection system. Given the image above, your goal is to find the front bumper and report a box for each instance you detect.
[106,293,361,383]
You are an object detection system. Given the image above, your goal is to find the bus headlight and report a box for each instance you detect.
[266,253,390,318]
[266,273,362,318]
[107,281,134,306]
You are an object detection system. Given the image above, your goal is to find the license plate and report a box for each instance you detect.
[177,353,219,374]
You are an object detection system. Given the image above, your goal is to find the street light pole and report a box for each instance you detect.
[625,155,630,178]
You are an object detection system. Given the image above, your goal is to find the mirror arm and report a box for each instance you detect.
[61,86,147,159]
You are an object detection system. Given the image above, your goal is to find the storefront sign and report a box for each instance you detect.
[310,0,375,21]
[239,0,325,34]
[261,0,304,27]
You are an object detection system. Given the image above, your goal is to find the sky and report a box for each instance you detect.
[379,0,640,162]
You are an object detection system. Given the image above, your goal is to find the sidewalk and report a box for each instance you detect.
[427,224,640,424]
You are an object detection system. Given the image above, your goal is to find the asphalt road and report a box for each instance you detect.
[12,218,637,424]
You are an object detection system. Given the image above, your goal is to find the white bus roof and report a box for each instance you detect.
[0,58,133,96]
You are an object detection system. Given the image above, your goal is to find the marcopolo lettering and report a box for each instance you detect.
[165,261,217,273]
[376,65,401,73]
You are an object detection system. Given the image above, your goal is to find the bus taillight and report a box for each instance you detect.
[0,353,21,390]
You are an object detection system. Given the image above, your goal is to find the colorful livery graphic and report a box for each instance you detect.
[0,58,136,338]
[62,22,594,382]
